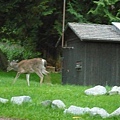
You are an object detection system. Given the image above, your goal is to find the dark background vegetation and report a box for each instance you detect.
[0,0,120,70]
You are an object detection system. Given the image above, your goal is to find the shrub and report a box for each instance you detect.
[0,39,41,60]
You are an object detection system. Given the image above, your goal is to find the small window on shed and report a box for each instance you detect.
[75,61,82,71]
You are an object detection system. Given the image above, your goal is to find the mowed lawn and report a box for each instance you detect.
[0,71,120,120]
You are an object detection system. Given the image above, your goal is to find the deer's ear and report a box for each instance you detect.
[7,60,13,66]
[16,60,19,62]
[13,60,18,62]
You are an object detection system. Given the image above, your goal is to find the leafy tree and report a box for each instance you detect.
[0,0,59,60]
[88,0,120,24]
[0,0,119,66]
[66,0,93,23]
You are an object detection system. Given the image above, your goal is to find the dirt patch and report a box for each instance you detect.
[0,118,11,120]
[0,118,21,120]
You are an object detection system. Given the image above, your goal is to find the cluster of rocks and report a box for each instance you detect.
[1,85,120,118]
[41,85,120,118]
[0,96,66,109]
[41,99,66,109]
[0,96,31,105]
[84,85,107,95]
[64,105,120,118]
[84,85,120,96]
[41,99,120,118]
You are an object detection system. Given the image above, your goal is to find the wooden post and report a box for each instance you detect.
[62,0,66,47]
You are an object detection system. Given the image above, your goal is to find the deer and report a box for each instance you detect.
[7,58,49,86]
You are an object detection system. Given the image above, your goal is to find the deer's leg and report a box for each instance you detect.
[13,72,20,84]
[42,69,49,75]
[40,77,43,84]
[26,74,30,86]
[35,70,44,84]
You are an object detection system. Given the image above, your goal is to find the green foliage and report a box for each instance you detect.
[0,0,63,59]
[0,39,40,60]
[88,0,120,23]
[0,0,120,60]
[54,21,62,35]
[67,1,87,22]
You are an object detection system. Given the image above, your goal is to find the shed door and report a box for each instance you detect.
[62,48,74,84]
[73,41,85,85]
[62,45,84,85]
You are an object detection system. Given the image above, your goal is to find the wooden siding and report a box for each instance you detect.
[62,31,120,86]
[83,42,120,86]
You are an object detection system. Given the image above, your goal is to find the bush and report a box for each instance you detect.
[0,39,41,60]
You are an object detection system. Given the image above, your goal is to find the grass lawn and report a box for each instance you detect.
[0,71,120,120]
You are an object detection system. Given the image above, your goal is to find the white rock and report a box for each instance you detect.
[84,85,107,95]
[0,98,9,103]
[89,107,109,118]
[108,86,120,95]
[11,96,31,105]
[64,105,110,118]
[64,105,90,115]
[110,107,120,117]
[51,100,66,109]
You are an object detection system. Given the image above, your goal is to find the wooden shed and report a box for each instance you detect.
[62,22,120,86]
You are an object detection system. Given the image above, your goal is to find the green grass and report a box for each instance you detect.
[0,71,120,120]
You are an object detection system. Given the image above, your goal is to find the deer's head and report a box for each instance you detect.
[7,60,18,72]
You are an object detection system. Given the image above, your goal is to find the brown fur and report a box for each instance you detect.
[7,58,48,86]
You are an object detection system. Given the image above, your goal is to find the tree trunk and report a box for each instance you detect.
[0,49,8,71]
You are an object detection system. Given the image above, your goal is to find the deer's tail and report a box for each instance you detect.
[42,59,47,67]
[41,59,49,75]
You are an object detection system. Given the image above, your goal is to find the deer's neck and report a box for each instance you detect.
[12,64,19,71]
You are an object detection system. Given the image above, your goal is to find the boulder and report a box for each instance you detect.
[51,99,66,109]
[84,85,107,95]
[0,98,9,103]
[11,96,31,105]
[88,107,109,118]
[64,105,110,118]
[108,86,120,95]
[64,105,90,115]
[110,107,120,117]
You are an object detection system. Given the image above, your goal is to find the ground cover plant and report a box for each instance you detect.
[0,71,120,120]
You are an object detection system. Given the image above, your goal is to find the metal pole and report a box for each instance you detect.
[62,0,66,47]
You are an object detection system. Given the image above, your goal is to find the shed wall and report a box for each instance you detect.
[62,35,120,86]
